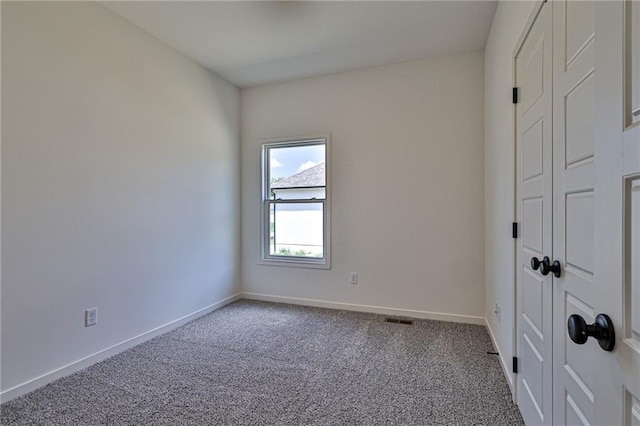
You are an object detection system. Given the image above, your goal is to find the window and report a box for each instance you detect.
[261,135,330,268]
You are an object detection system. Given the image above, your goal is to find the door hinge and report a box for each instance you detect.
[513,357,519,374]
[512,87,519,104]
[512,222,518,239]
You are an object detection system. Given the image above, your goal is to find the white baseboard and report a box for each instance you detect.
[241,292,485,325]
[1,292,488,403]
[0,292,241,403]
[485,318,514,395]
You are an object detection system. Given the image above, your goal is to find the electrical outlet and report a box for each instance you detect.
[494,302,501,322]
[85,307,98,327]
[350,272,358,285]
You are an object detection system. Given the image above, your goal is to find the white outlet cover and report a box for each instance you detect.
[86,308,98,327]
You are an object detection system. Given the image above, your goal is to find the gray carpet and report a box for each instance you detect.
[1,300,524,425]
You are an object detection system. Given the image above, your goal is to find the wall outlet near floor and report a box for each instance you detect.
[494,302,501,322]
[350,272,358,285]
[85,307,98,327]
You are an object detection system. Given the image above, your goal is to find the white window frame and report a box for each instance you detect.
[260,134,331,269]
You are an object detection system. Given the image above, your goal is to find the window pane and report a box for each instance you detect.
[269,202,323,258]
[261,137,329,267]
[269,144,325,195]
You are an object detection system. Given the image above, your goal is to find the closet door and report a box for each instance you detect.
[592,0,640,424]
[515,2,553,424]
[515,2,639,424]
[551,0,599,424]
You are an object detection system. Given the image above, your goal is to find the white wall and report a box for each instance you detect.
[484,0,536,390]
[241,52,486,321]
[1,2,239,397]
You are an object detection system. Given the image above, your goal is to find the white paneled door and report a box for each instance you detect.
[594,1,640,424]
[551,0,598,424]
[515,2,553,425]
[516,1,640,425]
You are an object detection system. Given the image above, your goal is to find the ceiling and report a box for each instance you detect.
[101,1,498,88]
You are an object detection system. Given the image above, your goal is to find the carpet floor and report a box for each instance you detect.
[1,300,524,425]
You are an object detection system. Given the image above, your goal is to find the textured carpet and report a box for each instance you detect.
[1,300,524,425]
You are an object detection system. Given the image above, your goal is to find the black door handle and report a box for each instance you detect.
[531,257,541,271]
[539,256,561,277]
[531,256,561,277]
[567,314,615,351]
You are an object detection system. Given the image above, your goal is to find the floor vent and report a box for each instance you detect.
[385,318,414,325]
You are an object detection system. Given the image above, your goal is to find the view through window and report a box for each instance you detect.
[262,137,328,266]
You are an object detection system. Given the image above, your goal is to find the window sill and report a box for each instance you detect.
[258,257,331,270]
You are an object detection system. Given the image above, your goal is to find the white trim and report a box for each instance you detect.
[485,318,515,399]
[241,292,485,325]
[1,293,490,403]
[0,293,241,403]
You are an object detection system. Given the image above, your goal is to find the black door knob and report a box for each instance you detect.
[550,260,561,277]
[539,256,551,275]
[531,257,541,270]
[567,313,615,351]
[538,256,562,278]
